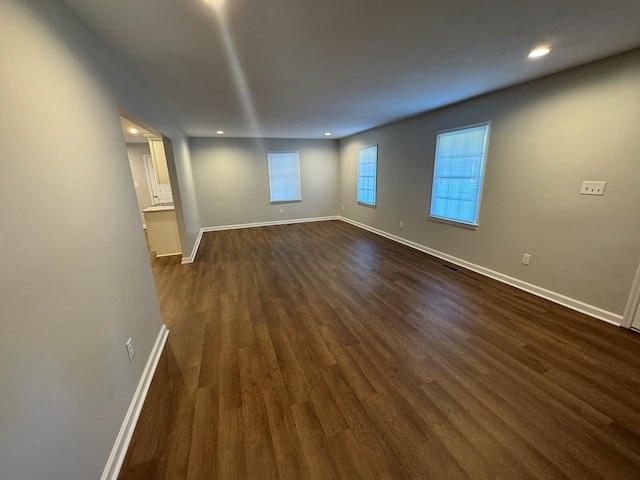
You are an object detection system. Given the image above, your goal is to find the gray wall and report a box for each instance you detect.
[191,137,339,227]
[0,1,196,478]
[2,1,637,477]
[126,143,153,226]
[339,49,640,316]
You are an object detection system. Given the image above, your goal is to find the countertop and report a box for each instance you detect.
[142,202,175,213]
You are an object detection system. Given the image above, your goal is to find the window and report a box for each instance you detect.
[267,151,301,202]
[357,145,378,206]
[429,123,490,226]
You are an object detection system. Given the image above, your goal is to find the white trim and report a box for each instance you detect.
[101,324,169,480]
[267,151,302,203]
[356,144,378,206]
[184,217,339,265]
[338,216,622,326]
[622,260,640,328]
[182,228,204,264]
[430,122,490,226]
[142,154,155,206]
[201,216,339,233]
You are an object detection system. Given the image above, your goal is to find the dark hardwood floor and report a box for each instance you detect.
[118,220,640,479]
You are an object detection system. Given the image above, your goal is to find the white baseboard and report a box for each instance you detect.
[339,216,622,327]
[201,216,339,233]
[182,216,339,265]
[182,228,204,264]
[183,217,340,264]
[101,324,169,480]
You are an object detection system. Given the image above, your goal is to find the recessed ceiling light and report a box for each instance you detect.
[129,128,138,134]
[528,46,551,58]
[324,132,332,136]
[216,130,224,135]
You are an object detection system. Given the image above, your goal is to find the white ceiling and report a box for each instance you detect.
[59,0,640,139]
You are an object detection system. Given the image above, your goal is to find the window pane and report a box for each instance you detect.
[267,152,301,202]
[357,145,378,205]
[430,124,489,225]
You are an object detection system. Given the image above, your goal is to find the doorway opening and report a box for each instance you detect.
[120,115,182,259]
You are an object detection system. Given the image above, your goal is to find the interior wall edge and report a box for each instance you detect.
[182,228,204,264]
[621,262,640,328]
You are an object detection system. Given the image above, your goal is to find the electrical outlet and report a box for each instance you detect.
[279,208,284,214]
[580,181,606,196]
[341,205,345,211]
[522,253,531,266]
[126,338,135,362]
[399,221,404,228]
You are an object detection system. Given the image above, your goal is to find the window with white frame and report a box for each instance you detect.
[267,151,301,202]
[429,123,490,226]
[357,145,378,206]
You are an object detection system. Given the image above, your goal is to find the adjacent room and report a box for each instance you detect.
[2,1,640,479]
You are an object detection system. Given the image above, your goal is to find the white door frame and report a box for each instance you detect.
[622,259,640,329]
[143,154,172,204]
[143,154,156,205]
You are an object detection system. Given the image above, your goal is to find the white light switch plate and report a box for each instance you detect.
[580,181,606,196]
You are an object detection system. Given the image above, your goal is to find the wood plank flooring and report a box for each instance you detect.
[118,220,640,479]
